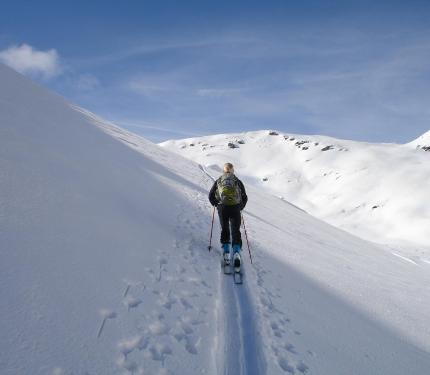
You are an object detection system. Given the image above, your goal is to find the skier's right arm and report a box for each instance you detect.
[208,181,219,207]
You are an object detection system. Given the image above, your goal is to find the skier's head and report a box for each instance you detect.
[223,162,234,174]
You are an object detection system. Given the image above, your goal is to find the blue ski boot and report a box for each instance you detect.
[232,244,241,269]
[222,243,231,265]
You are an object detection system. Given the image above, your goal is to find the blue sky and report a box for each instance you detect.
[1,0,430,143]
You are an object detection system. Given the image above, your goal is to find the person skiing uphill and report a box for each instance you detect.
[208,163,248,269]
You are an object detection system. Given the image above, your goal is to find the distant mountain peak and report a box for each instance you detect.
[409,129,430,151]
[161,129,430,247]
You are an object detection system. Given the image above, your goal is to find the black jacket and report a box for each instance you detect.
[208,175,248,209]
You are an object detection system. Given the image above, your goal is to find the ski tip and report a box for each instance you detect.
[223,264,233,275]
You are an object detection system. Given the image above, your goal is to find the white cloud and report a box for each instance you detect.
[0,44,61,79]
[116,119,200,138]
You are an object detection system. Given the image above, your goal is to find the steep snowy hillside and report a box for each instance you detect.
[0,64,220,375]
[2,63,430,375]
[160,131,430,247]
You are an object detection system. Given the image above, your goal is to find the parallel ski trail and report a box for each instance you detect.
[220,266,266,375]
[197,165,266,373]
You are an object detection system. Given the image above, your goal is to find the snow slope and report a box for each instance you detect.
[2,63,430,375]
[0,64,220,375]
[409,129,430,151]
[160,131,430,247]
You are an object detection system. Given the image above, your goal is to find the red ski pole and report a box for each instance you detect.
[241,212,253,264]
[208,206,215,251]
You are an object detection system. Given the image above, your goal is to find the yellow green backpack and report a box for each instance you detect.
[215,173,241,206]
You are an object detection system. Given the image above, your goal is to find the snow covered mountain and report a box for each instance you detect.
[161,130,430,247]
[409,129,430,151]
[2,63,430,375]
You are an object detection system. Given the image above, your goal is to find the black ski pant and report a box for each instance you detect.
[217,204,242,247]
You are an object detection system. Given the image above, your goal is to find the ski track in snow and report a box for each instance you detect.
[220,260,267,375]
[216,216,310,373]
[199,161,309,374]
[200,162,269,374]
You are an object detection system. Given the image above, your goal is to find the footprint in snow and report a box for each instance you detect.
[123,295,142,311]
[184,335,200,355]
[180,320,194,335]
[180,297,193,310]
[159,291,177,310]
[200,280,210,289]
[285,343,298,355]
[278,356,295,373]
[148,320,170,336]
[271,321,283,338]
[296,361,309,373]
[117,335,144,356]
[117,351,145,375]
[148,341,173,363]
[174,331,186,342]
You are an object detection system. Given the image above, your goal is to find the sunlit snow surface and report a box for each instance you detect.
[1,63,430,375]
[161,130,430,248]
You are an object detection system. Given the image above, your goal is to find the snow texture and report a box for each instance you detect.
[2,63,430,374]
[161,130,430,248]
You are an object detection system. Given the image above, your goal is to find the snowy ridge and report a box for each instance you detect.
[160,130,430,247]
[408,129,430,151]
[2,63,430,374]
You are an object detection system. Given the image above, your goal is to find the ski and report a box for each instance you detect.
[220,255,242,283]
[223,263,233,275]
[221,258,232,274]
[232,253,243,284]
[233,268,243,284]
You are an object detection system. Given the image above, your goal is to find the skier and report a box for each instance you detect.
[209,163,248,269]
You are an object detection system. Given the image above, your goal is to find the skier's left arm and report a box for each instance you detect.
[238,180,248,210]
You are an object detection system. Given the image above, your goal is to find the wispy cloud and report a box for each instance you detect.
[196,88,246,97]
[75,73,100,91]
[72,35,257,69]
[108,28,430,142]
[114,119,202,140]
[127,80,180,96]
[0,44,61,79]
[55,25,430,143]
